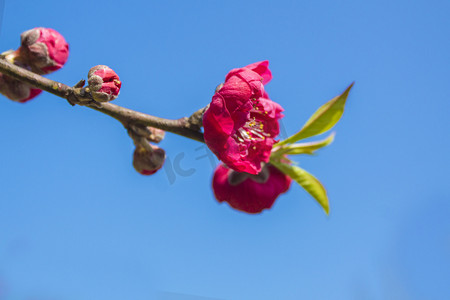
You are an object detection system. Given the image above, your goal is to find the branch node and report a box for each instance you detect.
[73,79,85,88]
[66,87,102,107]
[127,126,154,152]
[187,106,207,131]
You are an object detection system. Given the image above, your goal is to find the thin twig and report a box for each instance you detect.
[187,106,208,131]
[0,58,205,143]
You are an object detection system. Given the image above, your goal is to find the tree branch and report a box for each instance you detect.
[0,58,205,143]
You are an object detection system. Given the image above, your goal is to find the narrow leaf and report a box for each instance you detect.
[271,160,329,214]
[276,132,335,156]
[277,83,353,146]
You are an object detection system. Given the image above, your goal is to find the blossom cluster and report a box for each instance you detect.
[1,28,351,215]
[203,61,291,213]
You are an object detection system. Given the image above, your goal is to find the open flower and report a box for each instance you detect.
[212,163,292,214]
[87,65,122,102]
[203,61,284,175]
[17,27,69,74]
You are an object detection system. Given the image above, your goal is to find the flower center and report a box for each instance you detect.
[233,116,271,144]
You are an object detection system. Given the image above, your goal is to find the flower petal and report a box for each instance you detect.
[212,164,292,214]
[245,60,272,85]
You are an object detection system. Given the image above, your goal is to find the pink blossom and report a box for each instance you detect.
[203,61,283,174]
[212,164,292,214]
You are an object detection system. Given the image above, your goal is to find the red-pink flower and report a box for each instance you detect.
[212,164,292,214]
[203,61,283,175]
[87,65,122,102]
[17,27,69,74]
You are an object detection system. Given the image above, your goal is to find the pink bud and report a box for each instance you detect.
[0,73,42,103]
[87,65,122,102]
[147,127,165,143]
[133,145,165,175]
[18,27,69,75]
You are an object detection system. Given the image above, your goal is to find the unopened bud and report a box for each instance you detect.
[18,27,69,75]
[0,73,42,103]
[147,127,165,143]
[87,65,121,102]
[133,145,165,175]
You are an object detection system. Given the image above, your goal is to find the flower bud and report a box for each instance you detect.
[147,127,165,143]
[133,145,165,175]
[17,27,69,75]
[0,73,42,103]
[87,65,121,102]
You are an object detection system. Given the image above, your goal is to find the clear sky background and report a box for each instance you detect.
[0,0,449,299]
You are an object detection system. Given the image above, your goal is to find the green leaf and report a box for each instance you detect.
[275,132,335,156]
[270,160,329,215]
[277,83,353,146]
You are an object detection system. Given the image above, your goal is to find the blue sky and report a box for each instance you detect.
[0,0,449,299]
